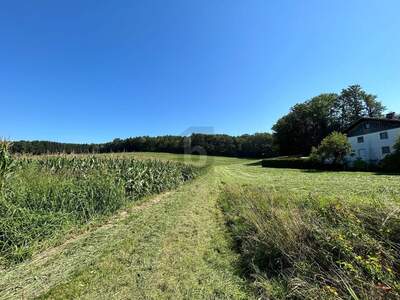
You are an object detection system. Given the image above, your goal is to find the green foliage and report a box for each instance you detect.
[272,93,338,155]
[220,185,400,299]
[273,85,385,155]
[395,137,400,153]
[11,133,276,159]
[310,132,351,165]
[261,156,314,169]
[380,137,400,172]
[352,158,370,171]
[0,155,198,265]
[0,140,16,192]
[333,85,385,130]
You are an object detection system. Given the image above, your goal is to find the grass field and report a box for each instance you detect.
[1,152,399,299]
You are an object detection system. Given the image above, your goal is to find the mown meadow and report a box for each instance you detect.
[0,142,198,266]
[219,164,400,299]
[1,146,399,300]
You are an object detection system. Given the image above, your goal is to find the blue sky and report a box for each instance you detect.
[1,0,400,143]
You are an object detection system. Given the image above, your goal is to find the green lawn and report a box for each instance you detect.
[1,153,399,299]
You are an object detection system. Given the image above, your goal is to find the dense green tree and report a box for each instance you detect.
[272,93,338,155]
[309,132,351,165]
[332,85,385,130]
[273,85,386,155]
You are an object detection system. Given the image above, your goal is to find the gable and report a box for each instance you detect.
[346,119,400,137]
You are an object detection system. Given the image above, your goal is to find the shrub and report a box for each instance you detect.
[352,158,370,171]
[220,186,400,299]
[261,157,313,169]
[380,137,400,172]
[261,156,345,171]
[310,132,351,166]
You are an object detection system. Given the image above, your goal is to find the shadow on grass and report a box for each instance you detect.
[245,160,263,166]
[301,168,400,175]
[372,171,400,176]
[259,167,400,176]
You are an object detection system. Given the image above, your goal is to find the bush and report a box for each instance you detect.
[261,156,346,171]
[310,132,351,166]
[261,157,314,169]
[220,186,400,299]
[380,137,400,172]
[352,158,370,171]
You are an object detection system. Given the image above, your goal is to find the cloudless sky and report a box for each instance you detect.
[1,0,400,143]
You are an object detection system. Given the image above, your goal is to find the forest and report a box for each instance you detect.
[10,85,392,158]
[11,133,275,158]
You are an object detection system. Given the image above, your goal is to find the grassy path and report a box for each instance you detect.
[2,153,399,299]
[0,165,252,299]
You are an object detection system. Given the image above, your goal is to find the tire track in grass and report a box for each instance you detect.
[146,171,250,299]
[0,191,172,300]
[6,169,252,299]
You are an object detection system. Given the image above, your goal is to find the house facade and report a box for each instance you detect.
[344,116,400,164]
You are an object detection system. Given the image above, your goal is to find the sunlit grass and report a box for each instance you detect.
[218,165,400,299]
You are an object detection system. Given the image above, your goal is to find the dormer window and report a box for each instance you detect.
[357,136,364,143]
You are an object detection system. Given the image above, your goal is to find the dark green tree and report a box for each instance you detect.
[273,85,386,156]
[332,85,385,130]
[11,133,276,159]
[272,93,338,155]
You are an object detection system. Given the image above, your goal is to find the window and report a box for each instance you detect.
[364,123,370,129]
[382,146,391,155]
[357,136,364,143]
[380,132,388,140]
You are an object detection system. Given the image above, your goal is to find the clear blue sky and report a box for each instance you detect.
[1,0,400,143]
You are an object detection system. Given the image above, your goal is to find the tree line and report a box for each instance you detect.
[11,133,275,158]
[272,84,387,155]
[10,84,391,158]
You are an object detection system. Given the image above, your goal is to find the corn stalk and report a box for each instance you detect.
[0,140,15,192]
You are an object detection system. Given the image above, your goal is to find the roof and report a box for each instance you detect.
[344,117,400,133]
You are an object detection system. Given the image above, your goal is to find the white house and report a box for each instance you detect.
[344,115,400,164]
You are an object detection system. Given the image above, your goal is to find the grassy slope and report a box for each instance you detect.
[1,153,399,299]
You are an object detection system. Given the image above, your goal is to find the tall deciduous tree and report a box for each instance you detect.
[332,85,385,130]
[272,93,338,155]
[273,85,386,155]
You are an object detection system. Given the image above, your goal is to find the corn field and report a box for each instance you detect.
[0,151,198,266]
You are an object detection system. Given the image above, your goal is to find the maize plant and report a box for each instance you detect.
[0,154,198,265]
[0,140,15,192]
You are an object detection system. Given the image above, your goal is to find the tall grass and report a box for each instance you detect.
[0,141,16,192]
[220,185,400,299]
[0,153,198,266]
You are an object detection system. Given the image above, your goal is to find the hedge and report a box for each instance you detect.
[261,157,345,171]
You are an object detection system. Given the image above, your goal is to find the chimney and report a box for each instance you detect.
[386,112,396,119]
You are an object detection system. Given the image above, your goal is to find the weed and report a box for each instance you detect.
[220,185,400,299]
